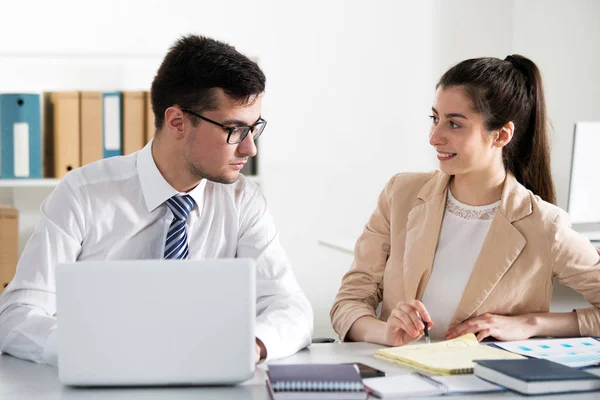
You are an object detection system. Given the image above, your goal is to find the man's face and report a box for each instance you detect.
[183,90,262,184]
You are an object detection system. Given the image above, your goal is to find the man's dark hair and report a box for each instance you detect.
[150,35,266,130]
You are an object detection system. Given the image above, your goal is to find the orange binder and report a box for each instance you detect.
[48,92,81,178]
[145,91,155,143]
[123,91,146,154]
[80,92,103,166]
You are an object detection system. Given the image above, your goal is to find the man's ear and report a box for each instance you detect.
[164,106,186,139]
[493,121,514,148]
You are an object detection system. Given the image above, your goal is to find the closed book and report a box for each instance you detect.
[266,364,366,399]
[474,359,600,395]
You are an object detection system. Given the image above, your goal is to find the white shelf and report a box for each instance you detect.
[0,179,60,188]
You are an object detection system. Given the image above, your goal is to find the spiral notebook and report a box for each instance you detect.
[364,372,505,398]
[374,333,525,375]
[266,364,367,399]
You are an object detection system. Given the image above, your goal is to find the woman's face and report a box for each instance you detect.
[429,86,500,176]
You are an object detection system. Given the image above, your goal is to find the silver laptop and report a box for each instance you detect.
[56,259,256,386]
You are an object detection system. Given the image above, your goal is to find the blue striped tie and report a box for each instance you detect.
[164,195,195,260]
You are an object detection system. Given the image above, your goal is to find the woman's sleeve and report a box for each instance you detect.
[551,210,600,337]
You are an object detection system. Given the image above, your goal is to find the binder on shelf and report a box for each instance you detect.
[0,94,42,179]
[102,92,123,158]
[123,91,145,155]
[46,92,81,178]
[145,91,155,143]
[80,92,103,166]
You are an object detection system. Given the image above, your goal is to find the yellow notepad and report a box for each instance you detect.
[375,334,525,375]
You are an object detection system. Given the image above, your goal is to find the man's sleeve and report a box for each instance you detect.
[236,186,313,361]
[0,179,85,365]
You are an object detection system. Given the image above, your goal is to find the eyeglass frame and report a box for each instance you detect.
[181,108,267,144]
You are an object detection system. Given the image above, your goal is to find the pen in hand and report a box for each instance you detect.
[421,316,430,344]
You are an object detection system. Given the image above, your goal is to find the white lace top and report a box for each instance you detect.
[420,190,501,340]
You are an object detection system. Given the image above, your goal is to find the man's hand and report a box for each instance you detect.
[445,313,535,342]
[255,338,267,364]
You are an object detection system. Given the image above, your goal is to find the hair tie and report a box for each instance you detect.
[505,55,523,71]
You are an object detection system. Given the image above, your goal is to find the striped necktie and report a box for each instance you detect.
[164,195,196,260]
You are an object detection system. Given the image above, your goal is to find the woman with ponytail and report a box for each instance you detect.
[331,55,600,346]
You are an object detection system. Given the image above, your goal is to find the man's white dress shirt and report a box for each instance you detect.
[0,141,313,365]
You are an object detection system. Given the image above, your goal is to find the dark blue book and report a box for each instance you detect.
[266,364,366,399]
[474,359,600,395]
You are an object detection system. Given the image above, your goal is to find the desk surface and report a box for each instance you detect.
[1,342,599,399]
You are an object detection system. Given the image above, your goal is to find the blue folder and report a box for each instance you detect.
[0,94,42,179]
[102,92,123,158]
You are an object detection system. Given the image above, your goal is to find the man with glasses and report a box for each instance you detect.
[0,35,313,366]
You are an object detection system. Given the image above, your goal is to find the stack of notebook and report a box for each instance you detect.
[266,364,367,399]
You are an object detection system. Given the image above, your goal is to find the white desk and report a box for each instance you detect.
[1,342,599,399]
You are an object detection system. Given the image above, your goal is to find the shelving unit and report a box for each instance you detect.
[0,50,264,257]
[0,179,61,188]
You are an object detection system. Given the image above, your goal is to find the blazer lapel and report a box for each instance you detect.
[451,173,532,325]
[403,173,450,301]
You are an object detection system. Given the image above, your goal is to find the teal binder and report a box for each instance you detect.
[0,94,42,179]
[102,92,123,158]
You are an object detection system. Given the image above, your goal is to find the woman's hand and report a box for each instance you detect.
[384,300,433,347]
[445,313,536,342]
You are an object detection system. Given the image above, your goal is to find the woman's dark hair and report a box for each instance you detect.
[437,55,556,204]
[150,35,266,130]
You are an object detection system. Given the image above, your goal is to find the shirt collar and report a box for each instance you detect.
[137,140,207,213]
[416,170,532,223]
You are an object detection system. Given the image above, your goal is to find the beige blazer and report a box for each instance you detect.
[331,171,600,340]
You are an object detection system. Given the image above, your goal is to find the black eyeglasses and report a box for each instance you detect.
[181,109,267,144]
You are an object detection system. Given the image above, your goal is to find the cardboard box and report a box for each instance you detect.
[0,205,18,294]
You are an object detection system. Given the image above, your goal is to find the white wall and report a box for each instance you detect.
[0,0,597,339]
[511,0,600,311]
[512,0,600,210]
[432,0,513,76]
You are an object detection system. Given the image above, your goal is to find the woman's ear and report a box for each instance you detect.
[494,121,514,148]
